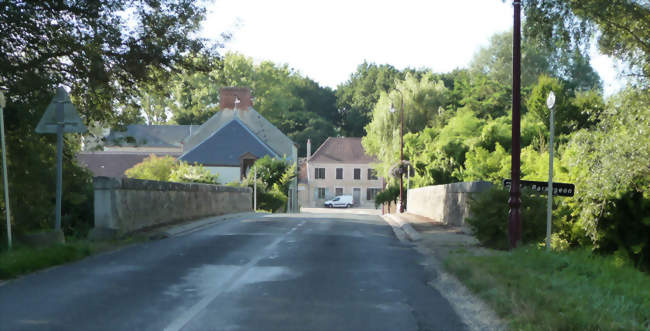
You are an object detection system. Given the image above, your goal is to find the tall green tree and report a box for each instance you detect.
[163,52,337,156]
[0,0,215,236]
[523,0,650,87]
[469,29,602,92]
[363,72,450,178]
[336,62,403,136]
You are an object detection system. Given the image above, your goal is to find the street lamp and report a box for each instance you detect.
[389,89,405,213]
[508,0,523,249]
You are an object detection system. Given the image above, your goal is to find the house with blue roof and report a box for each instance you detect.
[78,87,299,212]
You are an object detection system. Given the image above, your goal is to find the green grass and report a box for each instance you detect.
[445,246,650,330]
[0,238,141,280]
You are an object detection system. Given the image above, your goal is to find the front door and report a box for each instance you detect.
[353,188,360,206]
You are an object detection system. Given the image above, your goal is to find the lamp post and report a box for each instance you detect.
[389,89,405,213]
[508,0,523,249]
[546,91,556,251]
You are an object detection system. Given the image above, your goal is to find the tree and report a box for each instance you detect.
[564,87,650,268]
[527,75,605,136]
[522,0,650,86]
[0,0,215,237]
[237,156,296,213]
[158,52,336,156]
[362,72,450,178]
[336,62,404,136]
[469,29,602,92]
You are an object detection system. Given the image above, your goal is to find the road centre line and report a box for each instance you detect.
[164,220,306,331]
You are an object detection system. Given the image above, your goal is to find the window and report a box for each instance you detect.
[317,188,326,199]
[335,187,343,196]
[336,168,343,179]
[354,168,360,180]
[367,188,381,200]
[315,168,325,179]
[367,168,378,180]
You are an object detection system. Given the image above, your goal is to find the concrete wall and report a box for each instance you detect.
[93,177,252,235]
[407,181,492,227]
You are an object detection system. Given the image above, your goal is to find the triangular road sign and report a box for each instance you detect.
[35,87,87,134]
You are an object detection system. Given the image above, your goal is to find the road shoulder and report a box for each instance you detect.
[381,212,504,331]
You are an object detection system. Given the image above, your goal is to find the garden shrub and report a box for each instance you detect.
[125,154,219,184]
[169,162,219,184]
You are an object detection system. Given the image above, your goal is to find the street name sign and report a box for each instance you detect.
[503,179,575,197]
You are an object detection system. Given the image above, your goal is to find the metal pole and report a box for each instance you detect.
[0,92,11,248]
[407,164,410,192]
[546,104,554,250]
[55,101,64,230]
[399,93,404,213]
[508,0,523,249]
[253,165,257,211]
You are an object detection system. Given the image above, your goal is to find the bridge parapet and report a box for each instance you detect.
[406,181,492,228]
[91,177,252,238]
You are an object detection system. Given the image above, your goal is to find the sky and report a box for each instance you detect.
[201,0,624,95]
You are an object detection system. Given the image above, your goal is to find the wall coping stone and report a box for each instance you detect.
[93,176,252,193]
[408,181,492,194]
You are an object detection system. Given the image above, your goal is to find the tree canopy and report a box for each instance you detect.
[0,0,215,235]
[522,0,650,87]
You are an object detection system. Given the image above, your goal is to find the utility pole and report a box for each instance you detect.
[0,91,11,248]
[390,89,405,213]
[508,0,523,249]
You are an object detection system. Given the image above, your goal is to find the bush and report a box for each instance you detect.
[125,154,219,184]
[466,186,547,250]
[595,191,650,271]
[169,162,219,184]
[374,184,401,208]
[229,180,287,212]
[125,154,177,181]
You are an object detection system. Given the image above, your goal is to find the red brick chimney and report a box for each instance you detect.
[219,87,253,110]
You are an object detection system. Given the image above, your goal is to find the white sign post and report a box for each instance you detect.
[546,91,556,251]
[0,91,11,248]
[36,87,87,231]
[253,165,257,211]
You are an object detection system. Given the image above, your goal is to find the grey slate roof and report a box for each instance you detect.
[104,124,200,148]
[308,137,378,164]
[179,119,278,166]
[77,151,181,177]
[183,107,296,161]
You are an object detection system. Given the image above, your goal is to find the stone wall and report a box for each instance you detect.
[93,177,252,235]
[406,181,492,227]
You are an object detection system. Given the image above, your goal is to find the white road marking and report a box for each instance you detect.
[164,220,306,331]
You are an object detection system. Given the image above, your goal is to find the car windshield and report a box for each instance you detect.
[333,197,340,201]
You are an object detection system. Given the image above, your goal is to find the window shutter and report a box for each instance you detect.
[367,188,371,200]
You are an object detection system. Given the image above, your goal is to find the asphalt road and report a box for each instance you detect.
[0,213,466,331]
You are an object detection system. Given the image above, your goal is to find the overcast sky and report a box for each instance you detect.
[201,0,623,95]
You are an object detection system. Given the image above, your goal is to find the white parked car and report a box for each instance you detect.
[324,195,353,208]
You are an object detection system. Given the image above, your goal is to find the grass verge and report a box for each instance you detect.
[445,246,650,330]
[0,238,141,280]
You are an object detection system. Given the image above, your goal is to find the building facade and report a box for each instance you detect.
[78,87,299,212]
[299,137,384,209]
